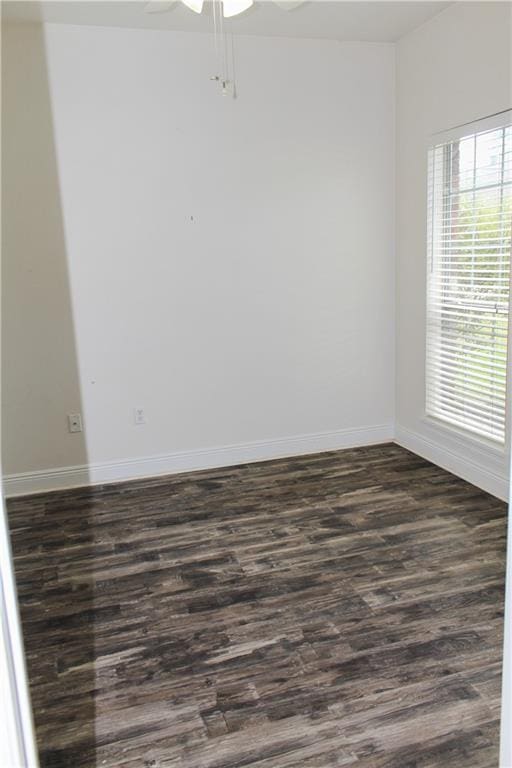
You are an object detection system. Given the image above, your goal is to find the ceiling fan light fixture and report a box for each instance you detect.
[181,0,204,13]
[222,0,253,17]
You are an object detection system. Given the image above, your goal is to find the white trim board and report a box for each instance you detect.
[5,423,508,501]
[2,424,394,497]
[0,477,39,767]
[500,447,512,767]
[395,424,508,502]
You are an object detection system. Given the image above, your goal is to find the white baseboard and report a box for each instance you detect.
[7,423,507,501]
[395,424,509,502]
[3,423,394,497]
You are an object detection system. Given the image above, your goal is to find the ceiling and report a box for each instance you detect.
[2,0,453,42]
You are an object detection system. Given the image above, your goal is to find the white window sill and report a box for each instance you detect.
[420,414,507,457]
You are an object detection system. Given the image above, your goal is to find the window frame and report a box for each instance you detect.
[424,111,512,448]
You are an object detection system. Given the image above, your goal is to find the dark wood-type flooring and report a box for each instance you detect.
[7,443,507,768]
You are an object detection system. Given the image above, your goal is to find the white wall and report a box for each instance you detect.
[2,23,395,490]
[395,2,512,500]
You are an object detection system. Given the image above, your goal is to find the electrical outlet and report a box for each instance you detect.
[68,413,82,433]
[134,407,146,425]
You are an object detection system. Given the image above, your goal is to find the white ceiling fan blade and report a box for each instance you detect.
[222,0,253,17]
[182,0,204,12]
[145,0,176,14]
[273,1,305,9]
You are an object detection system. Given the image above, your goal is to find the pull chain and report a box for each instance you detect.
[210,0,236,97]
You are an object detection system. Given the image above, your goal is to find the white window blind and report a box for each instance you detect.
[426,116,512,444]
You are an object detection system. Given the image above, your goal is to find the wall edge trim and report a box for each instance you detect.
[395,423,508,501]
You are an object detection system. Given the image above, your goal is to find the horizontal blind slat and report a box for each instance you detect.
[425,407,504,442]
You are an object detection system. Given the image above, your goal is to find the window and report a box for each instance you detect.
[426,116,512,444]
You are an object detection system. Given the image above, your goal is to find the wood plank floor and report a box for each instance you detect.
[7,443,507,768]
